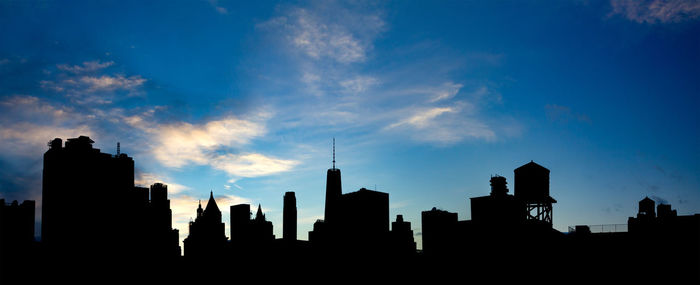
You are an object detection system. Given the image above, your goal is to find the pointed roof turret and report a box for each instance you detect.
[197,200,203,218]
[204,191,221,214]
[255,204,265,221]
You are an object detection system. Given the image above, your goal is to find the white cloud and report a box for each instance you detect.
[340,76,379,94]
[384,100,495,144]
[57,60,114,73]
[610,0,700,23]
[210,153,299,178]
[260,5,385,64]
[124,110,300,179]
[141,116,268,168]
[388,106,457,129]
[428,82,464,103]
[0,96,93,157]
[80,74,146,92]
[0,122,93,157]
[43,61,148,105]
[134,172,191,195]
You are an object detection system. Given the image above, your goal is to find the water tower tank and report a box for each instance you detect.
[514,161,551,202]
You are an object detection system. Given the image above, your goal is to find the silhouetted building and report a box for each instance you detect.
[0,199,35,247]
[42,136,135,259]
[389,215,416,255]
[309,142,392,256]
[338,188,390,251]
[230,203,251,247]
[184,192,227,259]
[283,192,297,241]
[0,199,36,282]
[144,183,181,258]
[251,204,275,243]
[229,203,274,254]
[470,175,522,225]
[421,207,458,256]
[325,139,342,224]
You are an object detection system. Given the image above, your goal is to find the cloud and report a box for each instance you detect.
[134,172,191,195]
[41,60,147,105]
[385,103,495,144]
[428,82,464,103]
[388,107,457,129]
[133,115,268,167]
[208,0,228,14]
[0,96,93,158]
[56,60,114,73]
[340,76,379,93]
[79,74,146,92]
[259,5,385,64]
[125,109,300,179]
[257,3,506,146]
[610,0,700,23]
[210,153,299,178]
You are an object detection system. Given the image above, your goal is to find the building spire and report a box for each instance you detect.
[332,137,336,169]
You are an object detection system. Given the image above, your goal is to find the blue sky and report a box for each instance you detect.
[1,0,699,249]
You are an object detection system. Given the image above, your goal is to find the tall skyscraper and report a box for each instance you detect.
[283,192,297,241]
[324,138,342,223]
[42,136,134,256]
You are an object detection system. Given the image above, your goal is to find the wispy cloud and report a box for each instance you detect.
[79,74,146,92]
[259,4,384,64]
[42,61,147,104]
[610,0,700,23]
[258,3,507,146]
[0,96,93,157]
[428,82,464,103]
[340,76,379,94]
[56,60,114,73]
[210,153,299,178]
[208,0,228,15]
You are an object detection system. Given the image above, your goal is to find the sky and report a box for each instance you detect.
[1,0,699,250]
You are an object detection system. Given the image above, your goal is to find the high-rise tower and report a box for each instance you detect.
[324,138,342,223]
[283,192,297,241]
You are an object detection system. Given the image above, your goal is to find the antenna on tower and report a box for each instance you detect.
[332,137,336,169]
[116,142,120,156]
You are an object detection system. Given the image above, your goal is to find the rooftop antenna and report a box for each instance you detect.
[116,142,120,156]
[332,137,336,169]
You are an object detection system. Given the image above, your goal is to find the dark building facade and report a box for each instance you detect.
[42,136,135,258]
[0,199,36,280]
[283,191,297,241]
[229,203,274,253]
[309,145,392,256]
[41,136,180,263]
[421,207,458,256]
[184,192,228,259]
[389,215,416,256]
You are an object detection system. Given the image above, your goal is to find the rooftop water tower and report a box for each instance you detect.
[514,161,557,225]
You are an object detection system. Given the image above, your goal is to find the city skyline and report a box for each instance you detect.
[2,134,697,284]
[1,0,699,252]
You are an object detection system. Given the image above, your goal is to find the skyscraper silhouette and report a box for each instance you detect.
[283,192,297,241]
[324,139,341,223]
[42,136,135,256]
